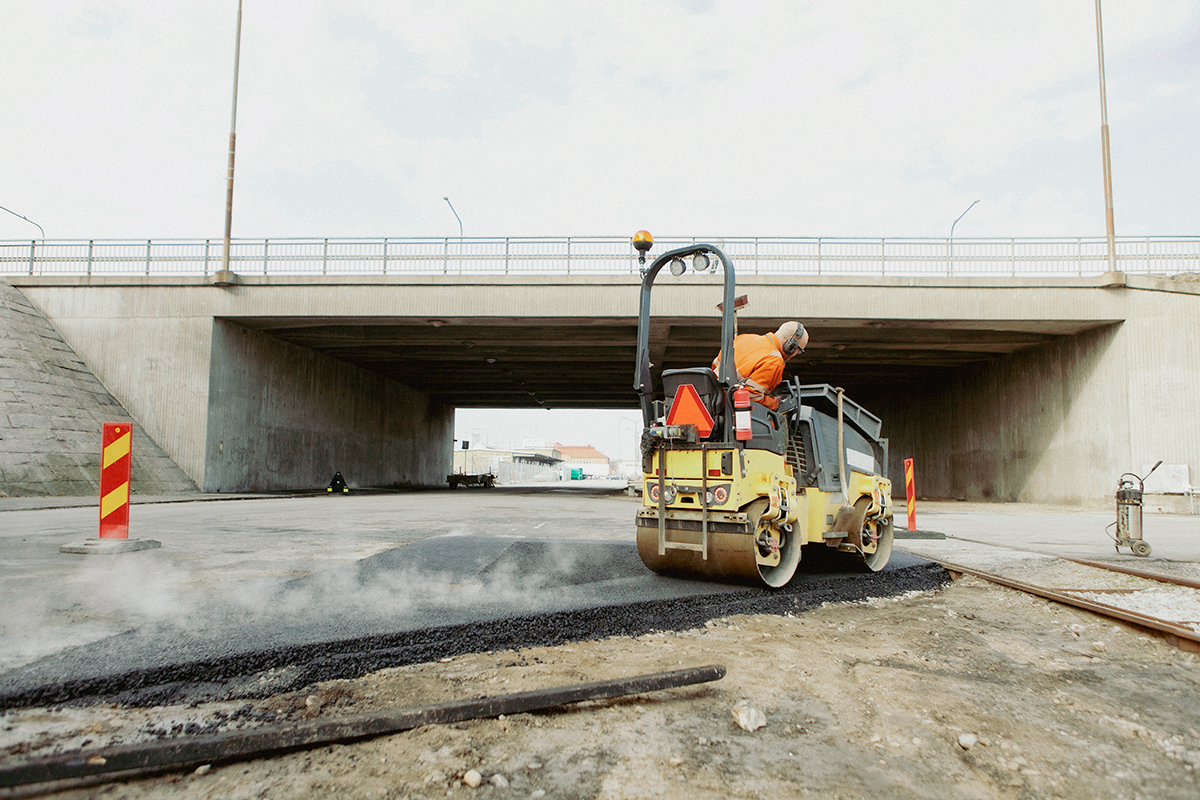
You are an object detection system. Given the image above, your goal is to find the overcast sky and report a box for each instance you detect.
[3,1,1197,243]
[4,2,1197,461]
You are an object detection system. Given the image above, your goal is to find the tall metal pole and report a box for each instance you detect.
[950,199,980,240]
[221,0,244,276]
[948,199,980,275]
[443,196,463,237]
[0,205,45,240]
[1095,0,1117,273]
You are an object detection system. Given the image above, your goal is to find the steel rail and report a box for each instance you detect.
[0,664,725,796]
[932,559,1200,653]
[1061,556,1200,590]
[945,534,1200,590]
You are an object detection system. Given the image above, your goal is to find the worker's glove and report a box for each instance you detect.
[774,393,798,414]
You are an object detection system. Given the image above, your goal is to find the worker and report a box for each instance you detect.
[712,321,808,411]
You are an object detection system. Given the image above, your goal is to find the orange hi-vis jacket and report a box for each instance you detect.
[712,332,786,410]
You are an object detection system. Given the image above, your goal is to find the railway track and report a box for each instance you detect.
[909,536,1200,652]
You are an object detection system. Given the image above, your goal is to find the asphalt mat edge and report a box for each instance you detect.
[0,541,948,710]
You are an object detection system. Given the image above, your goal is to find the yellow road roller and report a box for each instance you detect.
[632,235,894,587]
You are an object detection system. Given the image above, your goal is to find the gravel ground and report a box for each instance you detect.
[4,561,1200,799]
[5,496,1199,798]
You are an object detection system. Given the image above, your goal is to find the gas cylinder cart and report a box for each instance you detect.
[1108,460,1161,557]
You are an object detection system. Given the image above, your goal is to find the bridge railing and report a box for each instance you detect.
[1,236,1197,278]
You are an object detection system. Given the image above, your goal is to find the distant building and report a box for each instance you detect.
[452,444,560,484]
[553,443,612,478]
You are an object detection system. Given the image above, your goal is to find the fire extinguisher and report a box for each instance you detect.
[733,385,752,441]
[1109,460,1161,557]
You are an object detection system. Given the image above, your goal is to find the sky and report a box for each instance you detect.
[2,1,1197,243]
[4,1,1198,460]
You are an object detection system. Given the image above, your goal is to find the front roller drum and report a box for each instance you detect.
[859,513,894,572]
[636,501,801,588]
[839,496,894,573]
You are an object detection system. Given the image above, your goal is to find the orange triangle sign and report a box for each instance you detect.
[666,383,715,438]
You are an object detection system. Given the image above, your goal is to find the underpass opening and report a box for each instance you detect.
[233,315,1118,502]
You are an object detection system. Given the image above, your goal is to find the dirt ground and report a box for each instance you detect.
[5,571,1200,800]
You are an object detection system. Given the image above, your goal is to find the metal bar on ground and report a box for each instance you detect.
[935,559,1200,649]
[943,535,1200,590]
[0,665,725,793]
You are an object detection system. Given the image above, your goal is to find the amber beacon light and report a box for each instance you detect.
[632,230,654,265]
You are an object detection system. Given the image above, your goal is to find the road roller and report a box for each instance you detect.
[631,234,894,587]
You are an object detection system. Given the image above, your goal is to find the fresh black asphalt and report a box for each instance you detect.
[0,536,947,709]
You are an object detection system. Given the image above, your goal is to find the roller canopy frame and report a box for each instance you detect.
[634,244,737,439]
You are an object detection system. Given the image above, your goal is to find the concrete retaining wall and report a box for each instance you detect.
[204,320,452,492]
[878,325,1124,505]
[8,284,451,493]
[0,282,196,496]
[879,279,1199,507]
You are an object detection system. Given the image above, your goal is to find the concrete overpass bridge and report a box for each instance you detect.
[3,236,1198,506]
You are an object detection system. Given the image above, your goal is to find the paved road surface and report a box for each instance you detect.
[1,487,1192,707]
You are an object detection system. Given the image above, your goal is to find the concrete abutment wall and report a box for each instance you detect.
[879,324,1126,504]
[6,283,452,494]
[879,282,1199,506]
[205,320,452,492]
[0,281,196,496]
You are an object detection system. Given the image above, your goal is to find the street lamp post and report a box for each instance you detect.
[1095,0,1117,273]
[219,0,244,283]
[0,205,44,240]
[443,196,463,238]
[443,197,463,274]
[1,205,45,274]
[948,199,980,275]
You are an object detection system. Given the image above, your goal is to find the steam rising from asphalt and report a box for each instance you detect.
[1,535,600,672]
[229,540,575,622]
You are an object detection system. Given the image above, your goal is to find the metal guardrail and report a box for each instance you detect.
[1,236,1197,278]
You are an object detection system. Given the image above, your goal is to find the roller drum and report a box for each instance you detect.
[636,501,802,587]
